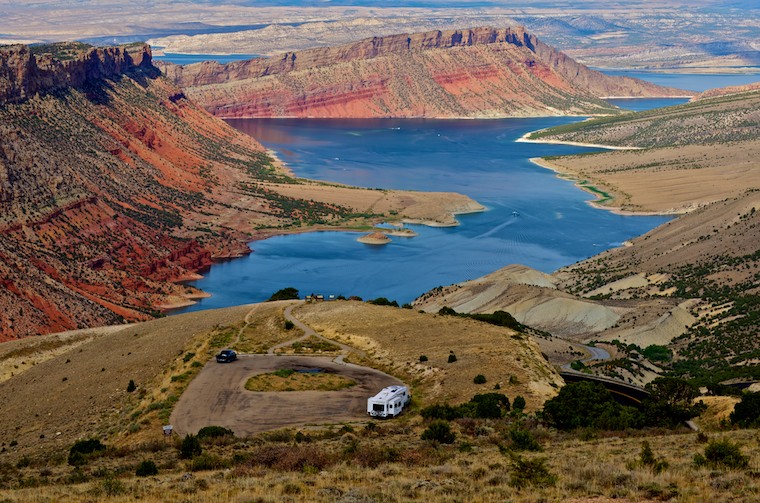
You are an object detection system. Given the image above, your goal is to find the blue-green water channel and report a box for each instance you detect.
[173,100,688,311]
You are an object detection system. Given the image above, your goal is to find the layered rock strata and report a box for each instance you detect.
[160,26,688,119]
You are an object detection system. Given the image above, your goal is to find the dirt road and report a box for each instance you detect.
[171,355,400,435]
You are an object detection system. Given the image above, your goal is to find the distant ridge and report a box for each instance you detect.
[160,26,690,119]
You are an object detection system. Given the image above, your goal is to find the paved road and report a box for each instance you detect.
[561,343,611,372]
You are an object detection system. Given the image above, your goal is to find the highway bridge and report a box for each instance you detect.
[559,371,650,407]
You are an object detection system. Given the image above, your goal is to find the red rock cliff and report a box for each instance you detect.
[0,43,301,340]
[160,26,689,119]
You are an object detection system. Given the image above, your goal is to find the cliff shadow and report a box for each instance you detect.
[80,66,162,106]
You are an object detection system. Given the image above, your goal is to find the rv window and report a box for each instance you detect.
[373,403,385,412]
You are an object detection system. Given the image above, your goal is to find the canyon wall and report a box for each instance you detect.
[0,44,153,104]
[0,43,276,339]
[160,26,688,119]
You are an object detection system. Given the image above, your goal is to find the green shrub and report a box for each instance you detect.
[273,368,295,378]
[694,439,749,470]
[419,355,428,362]
[448,352,457,363]
[268,287,300,301]
[179,434,202,460]
[420,404,462,421]
[421,420,456,444]
[68,439,106,466]
[508,455,556,488]
[197,426,235,439]
[542,381,641,430]
[642,344,672,362]
[640,377,704,427]
[637,441,669,474]
[368,297,399,307]
[102,475,126,496]
[284,320,295,330]
[189,453,231,471]
[127,380,136,393]
[512,396,526,411]
[135,460,158,477]
[471,393,510,419]
[730,392,760,427]
[509,428,542,452]
[473,374,487,384]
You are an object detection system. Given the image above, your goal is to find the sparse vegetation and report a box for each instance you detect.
[179,434,202,460]
[134,459,158,477]
[693,438,749,470]
[245,370,356,392]
[420,419,456,444]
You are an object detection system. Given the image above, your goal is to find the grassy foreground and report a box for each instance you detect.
[1,420,758,502]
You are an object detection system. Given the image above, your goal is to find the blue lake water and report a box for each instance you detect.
[154,53,260,65]
[174,102,686,312]
[599,69,760,93]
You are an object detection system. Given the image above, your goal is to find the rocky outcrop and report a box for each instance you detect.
[0,43,154,104]
[160,26,689,119]
[0,43,277,339]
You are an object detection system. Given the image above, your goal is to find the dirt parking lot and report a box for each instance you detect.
[171,355,401,435]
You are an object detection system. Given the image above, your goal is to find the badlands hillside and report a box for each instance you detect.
[0,42,480,339]
[417,86,760,385]
[159,26,688,119]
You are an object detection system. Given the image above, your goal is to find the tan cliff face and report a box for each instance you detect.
[159,26,689,119]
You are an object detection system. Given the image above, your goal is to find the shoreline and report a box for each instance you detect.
[528,157,684,217]
[516,130,641,151]
[165,205,486,311]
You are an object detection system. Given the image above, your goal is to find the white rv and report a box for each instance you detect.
[367,385,411,418]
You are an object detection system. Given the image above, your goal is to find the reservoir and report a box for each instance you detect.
[174,104,683,312]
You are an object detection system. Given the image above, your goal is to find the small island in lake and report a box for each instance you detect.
[358,231,392,245]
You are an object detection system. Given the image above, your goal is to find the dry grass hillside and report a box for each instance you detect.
[0,300,559,462]
[528,89,760,214]
[1,304,758,502]
[0,304,257,460]
[293,301,563,409]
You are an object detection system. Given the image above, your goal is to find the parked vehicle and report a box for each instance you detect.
[367,385,410,418]
[216,349,237,363]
